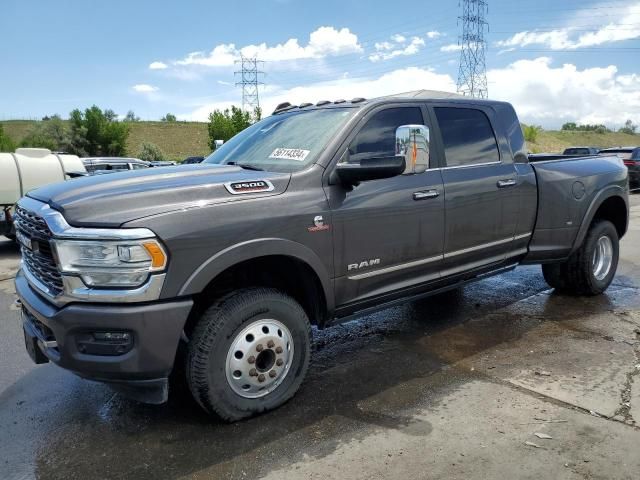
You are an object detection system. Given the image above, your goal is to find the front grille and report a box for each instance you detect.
[15,206,64,296]
[14,206,52,238]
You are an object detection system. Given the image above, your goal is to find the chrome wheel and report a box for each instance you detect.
[592,235,613,281]
[225,319,294,399]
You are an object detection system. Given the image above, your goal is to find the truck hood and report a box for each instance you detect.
[27,164,291,227]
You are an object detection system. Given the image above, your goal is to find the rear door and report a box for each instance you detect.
[431,105,520,275]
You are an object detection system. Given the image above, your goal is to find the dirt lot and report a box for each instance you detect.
[0,195,639,480]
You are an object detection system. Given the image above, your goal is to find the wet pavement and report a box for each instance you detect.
[0,196,639,480]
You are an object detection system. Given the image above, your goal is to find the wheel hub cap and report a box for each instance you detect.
[592,235,613,281]
[226,319,293,399]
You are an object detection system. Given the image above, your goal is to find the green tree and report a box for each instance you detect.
[522,124,542,143]
[618,119,637,135]
[207,105,258,150]
[67,105,130,156]
[124,110,140,122]
[18,117,72,151]
[137,142,165,161]
[0,125,16,152]
[561,122,577,131]
[161,113,177,122]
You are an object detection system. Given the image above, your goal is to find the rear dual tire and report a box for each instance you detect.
[542,220,619,296]
[186,287,311,422]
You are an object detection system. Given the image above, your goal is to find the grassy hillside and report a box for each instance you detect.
[1,120,211,161]
[2,119,638,160]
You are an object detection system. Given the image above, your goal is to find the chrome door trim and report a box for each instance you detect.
[348,254,443,280]
[348,232,533,280]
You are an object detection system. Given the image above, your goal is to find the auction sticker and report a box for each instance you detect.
[269,148,310,161]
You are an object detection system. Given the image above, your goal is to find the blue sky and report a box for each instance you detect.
[2,0,639,128]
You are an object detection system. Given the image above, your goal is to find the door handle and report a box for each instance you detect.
[497,178,517,188]
[413,189,439,200]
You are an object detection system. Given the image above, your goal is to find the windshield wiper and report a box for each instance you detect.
[227,162,264,171]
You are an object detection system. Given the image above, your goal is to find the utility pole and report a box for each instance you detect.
[457,0,489,98]
[235,56,264,112]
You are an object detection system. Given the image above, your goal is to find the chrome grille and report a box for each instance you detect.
[15,206,63,295]
[14,205,52,238]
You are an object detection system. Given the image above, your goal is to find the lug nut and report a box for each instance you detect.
[249,368,257,377]
[258,374,265,383]
[256,344,264,352]
[267,340,275,348]
[275,346,283,354]
[248,356,256,364]
[276,359,284,366]
[269,370,277,378]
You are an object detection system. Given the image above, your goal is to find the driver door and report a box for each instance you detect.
[325,105,445,307]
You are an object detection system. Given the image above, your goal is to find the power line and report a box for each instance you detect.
[234,56,264,112]
[457,0,489,98]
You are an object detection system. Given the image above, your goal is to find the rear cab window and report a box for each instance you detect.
[434,107,500,167]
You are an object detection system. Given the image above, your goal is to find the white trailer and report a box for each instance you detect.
[0,148,86,238]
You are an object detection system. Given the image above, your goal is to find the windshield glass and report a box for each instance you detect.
[204,108,355,173]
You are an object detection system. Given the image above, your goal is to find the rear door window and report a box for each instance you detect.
[434,107,500,167]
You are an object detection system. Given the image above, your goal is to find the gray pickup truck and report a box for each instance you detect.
[14,91,629,421]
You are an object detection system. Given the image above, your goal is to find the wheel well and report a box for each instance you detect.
[185,255,328,336]
[592,195,627,239]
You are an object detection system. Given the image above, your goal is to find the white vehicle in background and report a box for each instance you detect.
[0,148,86,239]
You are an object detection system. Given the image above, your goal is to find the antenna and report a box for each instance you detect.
[457,0,489,98]
[234,56,265,112]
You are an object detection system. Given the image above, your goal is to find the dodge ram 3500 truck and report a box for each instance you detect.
[14,91,629,421]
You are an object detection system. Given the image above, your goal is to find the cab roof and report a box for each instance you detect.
[272,90,502,115]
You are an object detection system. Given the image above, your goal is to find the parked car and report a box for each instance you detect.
[149,161,177,167]
[598,147,640,189]
[0,148,85,239]
[15,91,629,421]
[182,156,205,164]
[562,146,600,156]
[82,157,151,174]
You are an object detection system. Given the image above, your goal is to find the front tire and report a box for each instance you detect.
[542,220,619,296]
[186,287,311,421]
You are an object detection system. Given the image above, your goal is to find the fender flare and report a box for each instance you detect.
[177,237,335,312]
[570,185,628,254]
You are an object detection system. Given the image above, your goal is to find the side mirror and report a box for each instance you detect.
[395,124,430,174]
[334,124,430,185]
[335,156,406,184]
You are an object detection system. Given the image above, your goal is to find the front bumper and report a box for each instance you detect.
[16,269,193,403]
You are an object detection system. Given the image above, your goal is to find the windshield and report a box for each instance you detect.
[204,108,355,173]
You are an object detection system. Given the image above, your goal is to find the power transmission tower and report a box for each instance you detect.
[235,56,264,112]
[457,0,489,98]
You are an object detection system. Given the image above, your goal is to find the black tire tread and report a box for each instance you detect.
[186,287,311,421]
[542,220,618,296]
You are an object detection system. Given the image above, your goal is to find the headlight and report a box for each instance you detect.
[53,239,167,288]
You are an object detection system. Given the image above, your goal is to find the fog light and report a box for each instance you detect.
[76,331,134,356]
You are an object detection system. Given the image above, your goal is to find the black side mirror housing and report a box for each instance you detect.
[335,156,406,185]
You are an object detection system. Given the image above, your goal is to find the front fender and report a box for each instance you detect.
[177,238,335,312]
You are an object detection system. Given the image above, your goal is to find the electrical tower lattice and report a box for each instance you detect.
[235,56,264,112]
[457,0,489,99]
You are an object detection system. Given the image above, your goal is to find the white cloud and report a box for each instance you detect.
[440,43,461,52]
[487,57,640,127]
[171,26,361,68]
[426,31,442,39]
[496,2,640,50]
[132,84,159,93]
[186,67,456,120]
[369,35,426,62]
[149,61,168,70]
